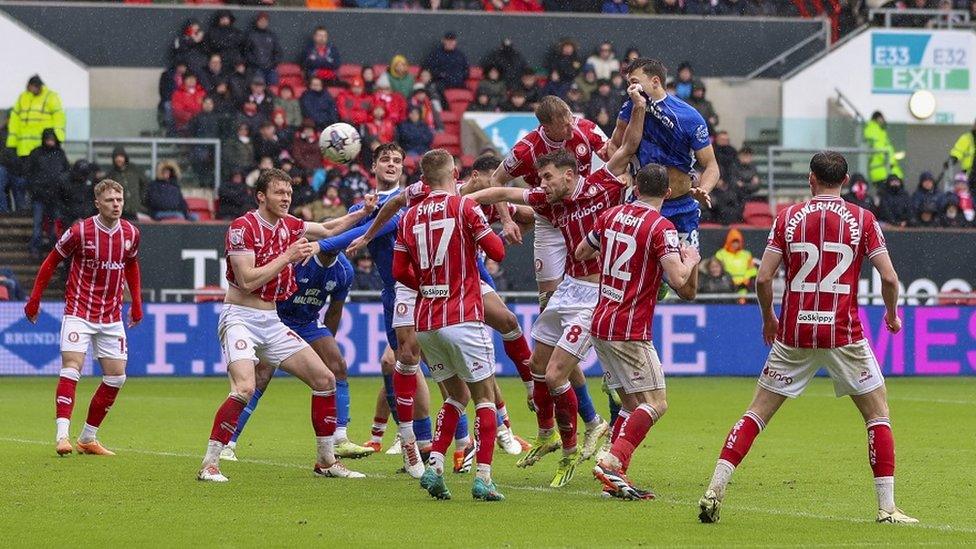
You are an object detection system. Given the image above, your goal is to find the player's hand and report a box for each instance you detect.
[884,310,902,334]
[346,235,371,257]
[627,84,646,108]
[680,243,700,265]
[690,186,712,209]
[286,238,315,263]
[127,307,143,329]
[361,193,378,215]
[301,240,322,266]
[501,220,522,245]
[24,300,39,324]
[762,313,778,346]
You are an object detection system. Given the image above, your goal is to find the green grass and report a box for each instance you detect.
[2,376,975,547]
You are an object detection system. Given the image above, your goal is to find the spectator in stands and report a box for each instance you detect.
[672,62,695,100]
[565,84,586,113]
[373,75,408,124]
[408,86,442,131]
[217,169,255,220]
[714,228,757,292]
[253,122,284,163]
[483,0,544,11]
[718,0,749,15]
[7,75,66,161]
[712,131,738,179]
[628,0,654,13]
[911,171,941,214]
[603,0,630,12]
[704,178,743,225]
[303,26,342,83]
[0,115,29,213]
[290,170,318,220]
[574,65,598,102]
[366,106,396,144]
[592,108,615,136]
[684,0,715,14]
[271,108,293,144]
[545,38,583,82]
[655,0,683,14]
[477,66,508,109]
[351,255,384,291]
[415,68,445,105]
[245,12,281,85]
[247,75,275,119]
[864,111,903,186]
[385,55,416,99]
[744,0,782,16]
[397,107,434,157]
[688,82,719,135]
[236,101,267,137]
[223,122,255,180]
[158,62,187,129]
[246,156,276,188]
[950,172,975,222]
[291,120,322,175]
[484,258,512,291]
[59,159,97,227]
[172,19,208,76]
[171,73,206,135]
[877,174,913,227]
[336,77,375,126]
[310,185,347,221]
[698,257,737,296]
[501,89,533,112]
[26,128,68,257]
[586,79,622,122]
[227,60,252,106]
[894,0,935,27]
[940,194,970,228]
[515,68,543,105]
[730,146,761,201]
[210,81,237,131]
[481,38,529,87]
[107,146,148,221]
[274,85,303,128]
[147,161,192,221]
[199,54,226,94]
[301,77,340,129]
[206,10,245,66]
[361,66,378,95]
[947,117,975,189]
[913,203,940,228]
[842,173,877,213]
[541,70,571,99]
[0,268,23,301]
[422,32,470,92]
[190,97,222,140]
[469,92,496,112]
[585,41,620,80]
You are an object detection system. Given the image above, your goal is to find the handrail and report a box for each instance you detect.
[834,88,865,125]
[765,147,889,212]
[868,8,971,29]
[72,137,222,190]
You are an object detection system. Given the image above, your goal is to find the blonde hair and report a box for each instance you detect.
[94,179,124,197]
[535,95,571,125]
[420,149,454,184]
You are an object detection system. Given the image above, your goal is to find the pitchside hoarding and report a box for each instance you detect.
[1,303,973,377]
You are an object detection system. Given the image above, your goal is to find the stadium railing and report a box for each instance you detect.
[64,138,222,189]
[764,147,889,209]
[869,8,972,29]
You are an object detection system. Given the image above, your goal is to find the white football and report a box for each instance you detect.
[319,122,362,164]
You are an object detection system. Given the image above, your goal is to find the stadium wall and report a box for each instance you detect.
[0,2,825,77]
[2,302,973,377]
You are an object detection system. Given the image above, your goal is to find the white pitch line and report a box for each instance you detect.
[809,393,974,405]
[4,436,976,536]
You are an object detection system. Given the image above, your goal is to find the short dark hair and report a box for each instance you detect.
[471,153,501,174]
[535,149,577,174]
[810,151,848,187]
[626,58,667,85]
[372,142,404,164]
[255,168,291,196]
[635,164,669,198]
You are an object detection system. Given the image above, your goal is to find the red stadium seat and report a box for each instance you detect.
[372,64,388,78]
[432,132,461,155]
[186,197,214,221]
[439,110,461,124]
[277,63,303,79]
[408,65,421,77]
[0,286,9,301]
[465,78,480,93]
[448,100,470,114]
[338,64,362,80]
[443,88,474,104]
[743,201,773,227]
[460,155,476,168]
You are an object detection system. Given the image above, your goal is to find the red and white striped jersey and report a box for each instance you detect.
[502,117,607,187]
[225,210,307,302]
[524,166,626,279]
[404,180,515,224]
[590,202,680,341]
[55,216,140,324]
[767,195,887,348]
[395,191,494,331]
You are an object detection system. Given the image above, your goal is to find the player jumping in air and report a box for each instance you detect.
[576,164,700,499]
[219,249,374,461]
[697,152,917,524]
[393,149,508,501]
[198,168,377,482]
[470,83,647,488]
[26,180,142,457]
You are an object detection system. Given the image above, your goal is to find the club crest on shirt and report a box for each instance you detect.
[664,229,679,249]
[695,124,708,142]
[503,153,520,172]
[576,143,588,157]
[124,239,132,251]
[279,228,288,241]
[325,280,337,292]
[587,185,599,197]
[229,228,245,246]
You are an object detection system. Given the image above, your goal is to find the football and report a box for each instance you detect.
[319,122,362,164]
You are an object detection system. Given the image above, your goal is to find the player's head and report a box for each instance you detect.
[535,149,577,202]
[626,58,667,98]
[420,149,457,189]
[93,179,124,221]
[468,153,501,187]
[535,96,574,142]
[372,142,404,189]
[634,164,671,201]
[809,151,849,195]
[255,168,293,218]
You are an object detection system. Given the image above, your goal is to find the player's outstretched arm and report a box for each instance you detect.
[24,249,65,323]
[605,85,647,177]
[576,231,600,261]
[870,251,902,333]
[345,192,406,256]
[468,186,527,206]
[231,239,314,292]
[305,193,378,240]
[488,164,522,245]
[755,249,783,345]
[601,118,626,159]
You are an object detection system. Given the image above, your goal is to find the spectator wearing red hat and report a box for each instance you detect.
[366,105,396,144]
[171,73,207,134]
[336,77,374,126]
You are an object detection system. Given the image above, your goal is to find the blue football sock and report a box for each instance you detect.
[574,383,597,424]
[454,413,469,442]
[231,388,264,444]
[608,394,621,427]
[382,374,399,424]
[336,379,350,428]
[414,416,432,444]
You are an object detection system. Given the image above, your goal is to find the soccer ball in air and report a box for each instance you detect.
[319,122,362,164]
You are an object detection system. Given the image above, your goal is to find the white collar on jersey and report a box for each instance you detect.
[312,254,338,268]
[378,186,400,196]
[538,125,567,148]
[631,199,660,211]
[254,210,279,229]
[812,194,844,201]
[92,215,121,234]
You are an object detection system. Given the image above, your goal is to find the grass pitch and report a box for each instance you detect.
[2,376,974,547]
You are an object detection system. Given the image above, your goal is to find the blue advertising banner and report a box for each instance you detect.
[1,303,974,377]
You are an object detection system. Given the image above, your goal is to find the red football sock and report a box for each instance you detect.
[502,332,533,383]
[867,417,895,477]
[532,374,555,430]
[209,394,248,444]
[392,363,418,431]
[84,383,121,428]
[311,391,337,437]
[432,399,464,456]
[551,382,578,452]
[475,403,497,467]
[55,370,79,420]
[610,404,655,471]
[718,411,764,467]
[609,409,630,443]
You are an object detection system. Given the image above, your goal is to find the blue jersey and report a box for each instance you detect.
[276,253,354,325]
[619,93,711,173]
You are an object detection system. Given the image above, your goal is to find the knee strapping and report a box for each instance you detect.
[59,368,81,382]
[395,361,419,375]
[501,327,523,341]
[102,375,126,388]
